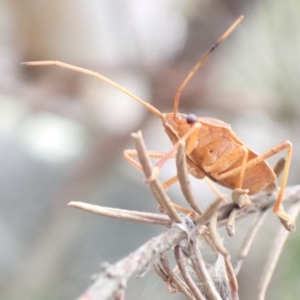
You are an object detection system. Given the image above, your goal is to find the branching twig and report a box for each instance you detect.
[68,202,172,226]
[189,238,222,300]
[160,253,194,299]
[209,213,238,300]
[235,209,268,275]
[132,131,182,223]
[176,140,204,215]
[69,186,300,229]
[70,130,300,300]
[153,261,169,282]
[174,245,206,300]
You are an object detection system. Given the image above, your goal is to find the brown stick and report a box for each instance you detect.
[174,245,206,300]
[68,202,172,226]
[176,140,204,215]
[131,131,182,223]
[235,209,268,275]
[160,252,194,299]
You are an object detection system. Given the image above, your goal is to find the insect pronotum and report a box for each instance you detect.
[22,15,295,231]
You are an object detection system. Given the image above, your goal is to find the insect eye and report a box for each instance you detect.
[187,114,197,124]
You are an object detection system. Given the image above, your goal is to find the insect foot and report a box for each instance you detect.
[231,188,250,208]
[276,210,296,231]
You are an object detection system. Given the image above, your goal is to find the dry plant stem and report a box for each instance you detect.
[176,140,204,215]
[257,201,300,300]
[78,225,189,300]
[190,238,222,300]
[152,262,169,282]
[74,186,300,300]
[226,208,239,236]
[224,256,239,300]
[70,186,300,231]
[235,209,268,275]
[68,202,171,226]
[131,131,181,223]
[174,245,207,300]
[194,198,223,226]
[160,253,194,299]
[210,213,239,299]
[217,185,300,226]
[210,213,229,257]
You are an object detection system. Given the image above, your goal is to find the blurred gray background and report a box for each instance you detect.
[1,0,300,299]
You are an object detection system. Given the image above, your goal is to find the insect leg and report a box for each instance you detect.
[124,149,177,188]
[272,143,294,230]
[264,157,286,192]
[212,140,294,230]
[215,141,292,180]
[234,146,249,189]
[124,150,175,171]
[149,123,202,181]
[203,177,227,203]
[124,149,195,215]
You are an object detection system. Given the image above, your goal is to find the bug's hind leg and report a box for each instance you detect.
[264,157,286,193]
[272,144,295,231]
[213,140,295,231]
[265,156,295,231]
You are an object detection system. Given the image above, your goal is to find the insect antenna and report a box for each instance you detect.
[173,15,244,116]
[21,61,163,118]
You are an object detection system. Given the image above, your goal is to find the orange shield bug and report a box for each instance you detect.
[22,15,295,231]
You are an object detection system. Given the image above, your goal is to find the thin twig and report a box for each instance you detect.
[152,261,169,282]
[217,185,300,226]
[189,237,222,300]
[209,213,239,299]
[176,140,204,215]
[226,208,239,236]
[72,185,300,300]
[174,245,206,300]
[70,186,300,230]
[224,256,239,300]
[68,202,172,226]
[235,209,269,275]
[160,253,194,299]
[194,198,223,226]
[210,213,229,257]
[63,122,300,300]
[257,201,300,300]
[131,131,182,223]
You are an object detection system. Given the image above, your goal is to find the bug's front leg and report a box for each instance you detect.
[147,122,202,181]
[124,149,177,188]
[124,149,195,216]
